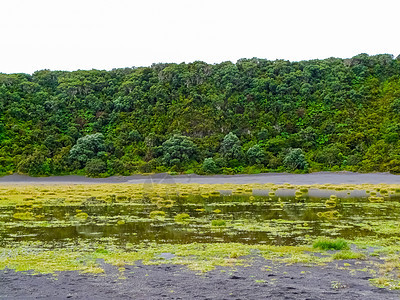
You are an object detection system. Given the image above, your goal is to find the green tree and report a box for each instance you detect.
[161,134,197,168]
[220,132,243,161]
[201,158,219,174]
[284,148,308,170]
[1,54,400,175]
[246,144,265,165]
[85,158,107,177]
[69,133,106,168]
[17,149,51,176]
[314,143,348,168]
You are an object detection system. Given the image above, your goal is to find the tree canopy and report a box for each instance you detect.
[1,54,400,176]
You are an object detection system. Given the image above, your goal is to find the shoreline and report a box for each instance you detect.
[1,171,400,185]
[1,256,399,300]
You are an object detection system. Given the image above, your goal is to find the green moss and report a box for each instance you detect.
[370,277,400,290]
[117,219,125,225]
[211,219,226,226]
[0,242,328,274]
[325,199,337,208]
[368,196,384,203]
[149,210,166,219]
[174,213,190,224]
[75,212,89,220]
[13,212,35,220]
[0,249,104,274]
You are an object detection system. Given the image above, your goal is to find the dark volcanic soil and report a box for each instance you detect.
[1,258,398,300]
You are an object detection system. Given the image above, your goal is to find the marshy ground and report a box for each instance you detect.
[1,177,400,298]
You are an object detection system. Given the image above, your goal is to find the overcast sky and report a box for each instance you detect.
[1,0,399,74]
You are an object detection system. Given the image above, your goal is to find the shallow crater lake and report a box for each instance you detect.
[1,183,399,248]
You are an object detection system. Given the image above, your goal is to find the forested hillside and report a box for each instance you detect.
[1,53,400,176]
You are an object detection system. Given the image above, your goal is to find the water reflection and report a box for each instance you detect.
[1,189,400,246]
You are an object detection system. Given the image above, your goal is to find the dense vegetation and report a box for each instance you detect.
[1,53,400,176]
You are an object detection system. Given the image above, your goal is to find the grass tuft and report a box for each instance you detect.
[332,250,365,260]
[313,238,349,250]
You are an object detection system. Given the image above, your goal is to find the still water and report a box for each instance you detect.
[1,187,398,247]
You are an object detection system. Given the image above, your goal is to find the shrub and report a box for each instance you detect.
[161,134,197,168]
[283,148,308,170]
[202,158,219,174]
[220,132,243,162]
[17,149,52,176]
[69,133,106,167]
[246,144,265,165]
[314,143,348,168]
[85,158,107,177]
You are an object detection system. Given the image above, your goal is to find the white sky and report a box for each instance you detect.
[0,0,399,74]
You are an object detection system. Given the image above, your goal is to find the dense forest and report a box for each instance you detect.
[1,53,400,176]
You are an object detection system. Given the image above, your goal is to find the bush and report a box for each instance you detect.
[85,158,107,177]
[201,157,219,174]
[220,132,243,162]
[283,148,308,170]
[161,134,197,168]
[17,151,52,176]
[246,144,265,165]
[69,133,107,168]
[138,160,157,173]
[314,143,348,168]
